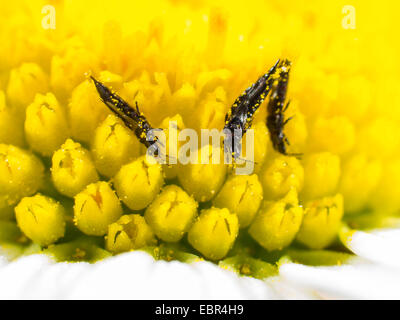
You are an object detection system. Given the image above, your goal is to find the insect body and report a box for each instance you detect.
[223,59,280,161]
[266,59,301,157]
[91,77,160,154]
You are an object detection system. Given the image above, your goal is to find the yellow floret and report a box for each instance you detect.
[301,152,341,200]
[356,117,400,159]
[339,154,382,213]
[158,114,185,179]
[296,194,344,249]
[101,20,124,74]
[51,45,98,99]
[177,145,227,202]
[91,114,141,178]
[196,69,231,99]
[106,214,157,254]
[191,87,227,131]
[291,58,338,117]
[68,79,110,144]
[15,194,65,246]
[145,185,198,242]
[51,139,99,197]
[6,63,48,114]
[308,116,355,155]
[121,71,171,126]
[97,70,123,88]
[0,91,25,147]
[114,155,164,210]
[0,144,44,212]
[213,174,263,228]
[369,158,400,214]
[249,189,303,251]
[169,83,197,120]
[259,155,304,200]
[24,93,69,157]
[241,121,269,174]
[335,75,371,121]
[280,101,307,155]
[74,181,122,236]
[188,207,239,260]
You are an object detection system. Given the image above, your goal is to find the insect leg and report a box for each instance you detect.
[283,116,293,126]
[283,100,291,112]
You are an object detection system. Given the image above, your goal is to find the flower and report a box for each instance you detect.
[0,0,399,299]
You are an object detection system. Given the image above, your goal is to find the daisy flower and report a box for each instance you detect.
[0,0,399,299]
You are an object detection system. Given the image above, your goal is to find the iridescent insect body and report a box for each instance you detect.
[266,59,301,157]
[91,77,161,155]
[223,60,279,161]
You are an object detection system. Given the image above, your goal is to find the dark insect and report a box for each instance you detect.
[266,59,302,157]
[223,59,279,161]
[91,76,161,156]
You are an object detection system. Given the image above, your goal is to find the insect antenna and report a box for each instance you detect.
[287,152,303,160]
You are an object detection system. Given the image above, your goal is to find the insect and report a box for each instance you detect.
[223,59,280,162]
[91,76,162,156]
[266,59,301,157]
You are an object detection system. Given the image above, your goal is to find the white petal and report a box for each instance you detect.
[0,251,280,299]
[279,261,400,299]
[3,227,400,299]
[341,227,400,268]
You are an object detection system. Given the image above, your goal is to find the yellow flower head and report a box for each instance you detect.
[0,0,399,270]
